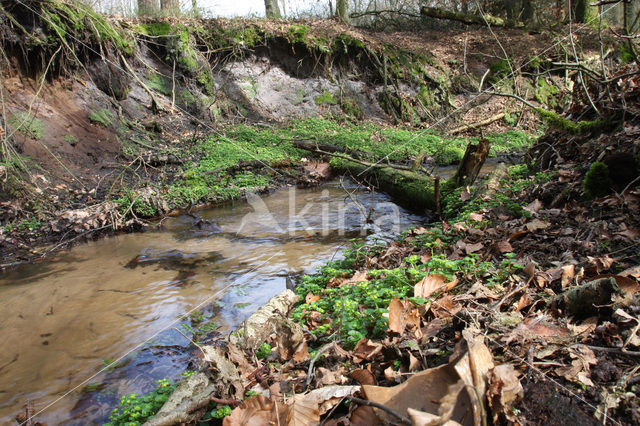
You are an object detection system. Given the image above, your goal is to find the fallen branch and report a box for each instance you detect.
[450,113,505,135]
[345,395,411,425]
[420,6,523,28]
[292,140,430,174]
[306,341,340,386]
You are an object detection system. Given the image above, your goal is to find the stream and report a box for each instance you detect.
[0,181,426,424]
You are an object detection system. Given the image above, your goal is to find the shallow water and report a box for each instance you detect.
[0,181,425,424]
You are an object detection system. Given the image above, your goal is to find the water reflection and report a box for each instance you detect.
[0,181,425,424]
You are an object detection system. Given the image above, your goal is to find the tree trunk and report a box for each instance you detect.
[264,0,282,18]
[336,0,350,23]
[522,0,534,23]
[138,0,159,16]
[192,0,199,17]
[572,0,587,23]
[160,0,180,15]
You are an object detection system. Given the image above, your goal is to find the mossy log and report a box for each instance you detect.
[420,7,523,28]
[294,139,491,212]
[552,277,621,317]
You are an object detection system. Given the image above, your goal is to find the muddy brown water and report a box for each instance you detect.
[0,181,425,424]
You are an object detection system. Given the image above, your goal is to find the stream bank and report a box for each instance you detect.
[0,180,426,424]
[1,0,608,266]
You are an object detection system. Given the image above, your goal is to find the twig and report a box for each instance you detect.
[450,113,505,135]
[171,59,176,111]
[434,176,441,218]
[306,340,340,386]
[485,91,538,110]
[172,327,208,360]
[209,396,241,407]
[586,345,640,357]
[120,53,164,113]
[344,395,411,425]
[568,9,600,115]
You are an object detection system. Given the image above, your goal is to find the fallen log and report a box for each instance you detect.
[294,138,491,212]
[292,140,430,174]
[420,7,523,28]
[450,113,505,135]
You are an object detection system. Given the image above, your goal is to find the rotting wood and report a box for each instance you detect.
[552,276,621,316]
[295,138,492,212]
[452,138,491,187]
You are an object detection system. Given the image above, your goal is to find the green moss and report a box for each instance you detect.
[63,134,79,146]
[289,88,307,105]
[136,22,172,36]
[287,24,311,44]
[618,43,635,64]
[240,78,258,99]
[42,0,134,55]
[8,112,44,140]
[89,109,114,127]
[536,108,603,135]
[146,72,172,95]
[583,161,611,198]
[314,91,337,106]
[534,78,559,107]
[489,58,511,83]
[340,97,362,119]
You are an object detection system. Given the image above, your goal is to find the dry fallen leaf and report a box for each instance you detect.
[287,393,320,426]
[526,218,550,232]
[388,298,421,334]
[409,352,421,372]
[352,339,384,363]
[488,364,523,423]
[223,395,287,426]
[292,341,310,363]
[494,240,514,254]
[362,329,492,425]
[505,316,571,344]
[587,255,615,274]
[302,385,360,416]
[466,242,484,254]
[414,274,457,298]
[363,363,459,424]
[561,264,575,289]
[555,345,597,387]
[524,199,542,214]
[305,292,321,303]
[469,212,484,222]
[591,274,639,294]
[384,365,402,382]
[619,265,640,279]
[350,406,380,426]
[349,368,377,386]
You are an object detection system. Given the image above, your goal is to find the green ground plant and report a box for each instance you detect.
[89,109,114,127]
[119,118,534,218]
[290,165,541,349]
[8,112,44,140]
[104,379,176,425]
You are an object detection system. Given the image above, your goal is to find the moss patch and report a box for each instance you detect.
[8,112,44,140]
[583,161,611,198]
[314,90,337,106]
[89,109,114,127]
